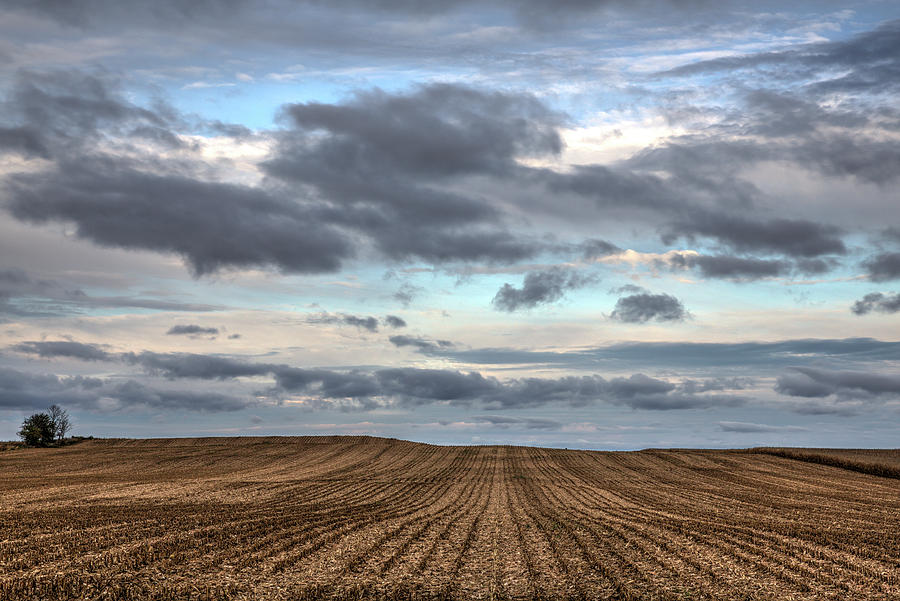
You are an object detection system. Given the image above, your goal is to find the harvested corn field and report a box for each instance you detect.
[2,437,899,600]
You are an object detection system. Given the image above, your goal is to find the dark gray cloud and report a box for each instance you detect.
[389,335,454,354]
[374,229,536,265]
[718,421,807,433]
[371,368,498,407]
[7,163,354,277]
[503,372,740,411]
[667,253,788,279]
[794,258,836,275]
[263,83,563,266]
[272,85,562,180]
[0,366,251,412]
[664,213,846,258]
[0,126,49,158]
[881,227,900,245]
[469,415,562,430]
[658,100,892,184]
[596,373,743,410]
[665,253,834,280]
[113,351,380,406]
[167,324,220,336]
[863,252,900,282]
[741,89,869,139]
[2,69,858,287]
[637,43,900,237]
[607,372,673,396]
[6,0,708,30]
[482,375,600,409]
[579,238,620,260]
[541,164,691,213]
[775,367,900,400]
[644,21,900,195]
[661,19,900,96]
[13,340,113,361]
[462,372,743,411]
[851,292,900,315]
[492,267,596,312]
[383,315,407,329]
[270,367,382,406]
[539,143,851,267]
[0,367,104,411]
[673,376,751,394]
[2,72,567,274]
[306,312,380,332]
[0,72,353,276]
[610,292,686,323]
[106,380,253,412]
[785,134,900,186]
[10,342,742,412]
[3,0,250,27]
[0,70,202,162]
[0,268,221,317]
[613,391,744,411]
[334,314,379,332]
[632,133,900,189]
[123,351,271,380]
[423,338,900,371]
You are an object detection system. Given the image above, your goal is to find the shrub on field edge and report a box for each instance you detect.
[17,405,73,447]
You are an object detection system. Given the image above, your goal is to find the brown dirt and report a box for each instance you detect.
[1,437,898,600]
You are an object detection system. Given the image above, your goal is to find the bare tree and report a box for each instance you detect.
[47,405,71,443]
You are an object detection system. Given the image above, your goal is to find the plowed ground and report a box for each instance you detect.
[1,437,898,600]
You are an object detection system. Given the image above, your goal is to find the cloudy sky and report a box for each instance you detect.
[1,0,899,449]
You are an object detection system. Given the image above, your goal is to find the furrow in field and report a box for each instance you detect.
[545,452,899,599]
[260,445,487,589]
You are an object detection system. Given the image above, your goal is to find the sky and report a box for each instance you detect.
[1,0,899,449]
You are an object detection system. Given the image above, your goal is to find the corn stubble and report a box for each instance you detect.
[2,437,899,600]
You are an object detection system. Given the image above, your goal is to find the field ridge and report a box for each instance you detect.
[751,447,900,479]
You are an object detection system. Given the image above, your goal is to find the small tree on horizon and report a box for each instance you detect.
[18,412,55,447]
[17,405,72,447]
